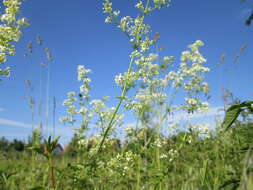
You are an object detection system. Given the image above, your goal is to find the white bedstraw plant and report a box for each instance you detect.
[60,65,123,141]
[103,0,210,137]
[106,151,140,177]
[0,0,28,78]
[98,0,175,150]
[60,65,93,139]
[61,0,211,152]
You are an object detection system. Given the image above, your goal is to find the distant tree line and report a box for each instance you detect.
[0,137,25,152]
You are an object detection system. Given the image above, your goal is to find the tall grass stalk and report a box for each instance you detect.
[53,96,56,138]
[45,61,50,136]
[39,64,43,134]
[45,47,53,137]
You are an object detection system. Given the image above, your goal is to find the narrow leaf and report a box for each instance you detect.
[223,101,253,130]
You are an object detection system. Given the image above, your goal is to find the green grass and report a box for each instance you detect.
[1,122,253,190]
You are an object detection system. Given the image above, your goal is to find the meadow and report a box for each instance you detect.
[1,120,253,189]
[0,0,253,189]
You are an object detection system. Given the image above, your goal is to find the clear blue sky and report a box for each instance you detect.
[0,0,252,144]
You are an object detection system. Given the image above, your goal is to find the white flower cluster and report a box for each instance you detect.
[124,123,135,136]
[184,97,210,113]
[135,1,145,12]
[103,0,120,24]
[188,123,211,138]
[120,15,153,52]
[60,65,124,138]
[152,138,167,148]
[77,65,91,99]
[60,65,92,126]
[107,151,139,176]
[160,153,168,159]
[103,0,161,52]
[90,97,124,134]
[135,0,171,13]
[119,51,174,118]
[168,148,178,162]
[129,40,210,123]
[168,121,180,133]
[103,1,211,133]
[115,71,139,90]
[172,41,209,89]
[153,0,171,9]
[77,138,87,146]
[60,92,78,124]
[167,40,211,113]
[91,1,211,143]
[187,135,193,144]
[0,0,28,78]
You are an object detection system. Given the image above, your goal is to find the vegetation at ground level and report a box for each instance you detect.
[0,121,253,189]
[1,0,253,189]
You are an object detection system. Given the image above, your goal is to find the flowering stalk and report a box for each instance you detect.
[0,0,28,79]
[97,0,154,152]
[45,48,53,136]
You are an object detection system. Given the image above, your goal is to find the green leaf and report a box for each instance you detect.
[52,136,60,148]
[223,101,253,130]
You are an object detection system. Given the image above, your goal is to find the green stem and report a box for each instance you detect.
[39,64,43,134]
[98,55,135,152]
[97,0,150,153]
[136,157,141,190]
[45,62,50,136]
[144,0,151,13]
[49,155,56,189]
[53,96,56,138]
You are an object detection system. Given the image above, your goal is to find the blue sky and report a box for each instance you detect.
[0,0,252,144]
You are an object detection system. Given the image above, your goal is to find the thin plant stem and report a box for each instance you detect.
[53,96,56,138]
[97,0,150,153]
[39,64,43,135]
[49,156,56,189]
[98,55,135,152]
[136,157,141,190]
[45,62,50,136]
